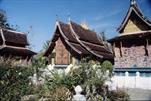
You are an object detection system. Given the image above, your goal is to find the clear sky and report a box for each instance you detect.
[0,0,151,52]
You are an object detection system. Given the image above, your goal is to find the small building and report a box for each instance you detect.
[108,0,151,90]
[44,20,113,67]
[0,28,36,60]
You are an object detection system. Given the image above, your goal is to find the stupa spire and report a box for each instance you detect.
[131,0,136,5]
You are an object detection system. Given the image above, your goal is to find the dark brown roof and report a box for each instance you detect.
[70,21,113,59]
[70,21,103,45]
[44,20,113,60]
[70,43,89,54]
[2,29,29,46]
[59,21,77,43]
[0,28,36,57]
[44,21,89,56]
[0,46,36,57]
[108,31,151,43]
[117,1,151,33]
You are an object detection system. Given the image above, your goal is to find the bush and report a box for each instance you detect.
[40,58,114,101]
[0,58,34,101]
[108,89,129,101]
[0,56,129,101]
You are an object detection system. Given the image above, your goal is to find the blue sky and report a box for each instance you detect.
[0,0,151,52]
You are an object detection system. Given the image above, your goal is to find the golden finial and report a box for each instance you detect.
[80,20,89,30]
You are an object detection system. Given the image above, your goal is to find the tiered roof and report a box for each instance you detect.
[0,28,36,57]
[2,29,29,46]
[44,20,113,60]
[108,0,151,43]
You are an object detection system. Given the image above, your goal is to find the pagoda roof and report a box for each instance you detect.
[0,45,36,57]
[44,20,113,60]
[108,31,151,43]
[117,0,151,33]
[0,28,36,57]
[0,29,29,46]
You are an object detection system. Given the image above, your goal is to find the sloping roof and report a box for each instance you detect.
[69,21,113,59]
[108,31,151,43]
[117,0,151,33]
[0,28,36,57]
[70,21,103,45]
[0,45,36,57]
[44,21,89,57]
[44,20,113,60]
[1,29,29,46]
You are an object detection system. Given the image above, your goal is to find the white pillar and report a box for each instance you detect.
[135,71,140,88]
[125,71,129,88]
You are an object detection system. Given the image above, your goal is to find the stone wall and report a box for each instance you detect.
[114,44,151,68]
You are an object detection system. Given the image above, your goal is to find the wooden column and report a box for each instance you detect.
[146,39,149,56]
[120,41,123,57]
[113,42,116,57]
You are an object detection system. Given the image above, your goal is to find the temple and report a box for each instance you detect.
[108,0,151,68]
[0,28,36,59]
[108,0,151,90]
[44,20,113,67]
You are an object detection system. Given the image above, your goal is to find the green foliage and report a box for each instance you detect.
[0,55,129,101]
[40,58,112,101]
[38,71,72,101]
[30,55,48,78]
[101,60,113,73]
[99,31,106,41]
[0,9,9,29]
[0,58,34,101]
[72,60,111,101]
[0,9,18,30]
[40,58,129,101]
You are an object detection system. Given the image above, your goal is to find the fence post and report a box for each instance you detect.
[135,71,140,88]
[125,71,129,88]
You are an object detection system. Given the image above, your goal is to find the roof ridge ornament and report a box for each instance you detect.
[56,14,59,22]
[68,14,71,23]
[131,0,136,5]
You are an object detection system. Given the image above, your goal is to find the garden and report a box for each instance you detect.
[0,55,129,101]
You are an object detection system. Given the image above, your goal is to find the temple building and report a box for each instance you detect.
[108,0,151,90]
[44,20,113,67]
[0,28,36,60]
[108,0,151,68]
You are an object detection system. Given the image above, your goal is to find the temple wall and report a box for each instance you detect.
[114,45,151,68]
[55,37,70,65]
[147,45,151,66]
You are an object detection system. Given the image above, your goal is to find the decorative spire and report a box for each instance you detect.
[56,14,59,21]
[68,13,71,22]
[80,20,89,30]
[131,0,136,5]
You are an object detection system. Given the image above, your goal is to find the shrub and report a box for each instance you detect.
[0,58,34,101]
[108,89,129,101]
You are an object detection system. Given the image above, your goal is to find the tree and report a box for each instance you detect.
[99,31,112,52]
[0,58,34,101]
[99,31,106,42]
[0,9,17,30]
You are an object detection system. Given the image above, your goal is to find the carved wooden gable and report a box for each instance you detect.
[55,37,70,65]
[123,18,141,33]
